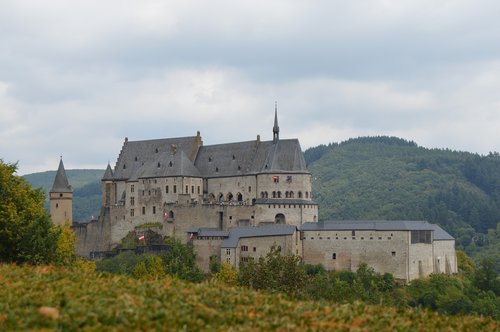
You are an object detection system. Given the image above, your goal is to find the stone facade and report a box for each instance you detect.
[64,112,457,282]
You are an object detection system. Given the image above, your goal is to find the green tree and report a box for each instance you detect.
[0,160,59,264]
[239,245,307,297]
[161,237,203,282]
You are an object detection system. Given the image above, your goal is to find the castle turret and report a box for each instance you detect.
[273,102,279,143]
[49,157,73,225]
[102,163,114,207]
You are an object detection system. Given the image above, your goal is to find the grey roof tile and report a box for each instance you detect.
[102,163,114,180]
[50,158,72,193]
[221,224,296,248]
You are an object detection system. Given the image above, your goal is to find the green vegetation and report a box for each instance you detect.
[305,136,500,270]
[0,160,60,264]
[96,238,204,282]
[1,264,497,331]
[135,222,163,230]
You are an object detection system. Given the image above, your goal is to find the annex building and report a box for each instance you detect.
[51,110,457,282]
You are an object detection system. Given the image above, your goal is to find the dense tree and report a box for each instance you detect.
[0,160,59,264]
[238,245,307,297]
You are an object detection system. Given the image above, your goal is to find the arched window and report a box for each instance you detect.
[272,191,276,198]
[285,191,289,198]
[265,192,268,198]
[218,193,224,202]
[298,191,303,198]
[169,210,174,219]
[237,193,243,202]
[275,213,286,224]
[290,191,294,198]
[261,192,265,198]
[227,192,234,201]
[305,192,309,199]
[277,191,282,198]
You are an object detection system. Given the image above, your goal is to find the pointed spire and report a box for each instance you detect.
[102,163,114,181]
[273,101,279,143]
[51,157,72,193]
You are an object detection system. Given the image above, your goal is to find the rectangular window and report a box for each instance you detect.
[226,257,231,263]
[130,197,135,206]
[191,185,194,194]
[392,251,396,257]
[241,245,248,252]
[173,185,177,193]
[226,249,231,255]
[166,185,169,194]
[253,247,256,252]
[130,184,135,193]
[198,186,200,194]
[411,230,432,244]
[130,209,134,217]
[248,186,251,192]
[152,206,156,214]
[142,206,145,215]
[332,253,337,260]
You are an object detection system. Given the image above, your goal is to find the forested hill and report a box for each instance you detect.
[305,136,500,267]
[24,169,104,223]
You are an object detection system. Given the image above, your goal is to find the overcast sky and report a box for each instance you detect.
[1,1,499,175]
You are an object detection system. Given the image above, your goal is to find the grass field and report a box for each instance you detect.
[0,264,497,331]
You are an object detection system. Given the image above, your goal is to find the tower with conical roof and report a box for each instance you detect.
[49,157,73,225]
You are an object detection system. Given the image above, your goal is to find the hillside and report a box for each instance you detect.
[24,169,104,223]
[0,264,496,331]
[305,137,500,268]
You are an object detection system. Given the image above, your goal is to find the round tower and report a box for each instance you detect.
[49,157,73,225]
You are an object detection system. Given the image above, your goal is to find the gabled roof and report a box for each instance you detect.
[50,158,72,193]
[194,139,308,177]
[430,224,455,241]
[221,224,296,248]
[112,136,199,180]
[137,150,201,178]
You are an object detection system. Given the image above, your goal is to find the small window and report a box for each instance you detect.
[157,162,160,168]
[352,230,356,236]
[232,154,236,160]
[152,206,156,214]
[392,251,396,257]
[56,203,59,208]
[253,247,256,252]
[185,185,188,194]
[173,185,177,193]
[226,249,231,255]
[131,185,135,193]
[166,186,169,193]
[226,257,231,263]
[130,209,134,217]
[332,253,337,260]
[155,148,158,153]
[142,206,146,215]
[198,186,201,194]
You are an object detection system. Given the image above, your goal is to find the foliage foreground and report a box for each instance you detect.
[0,264,497,331]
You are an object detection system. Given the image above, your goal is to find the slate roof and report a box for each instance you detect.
[188,227,230,237]
[50,158,72,193]
[221,224,297,248]
[102,163,114,181]
[112,136,199,180]
[300,220,454,240]
[111,134,309,181]
[301,220,433,231]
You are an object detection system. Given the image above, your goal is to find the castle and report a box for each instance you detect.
[51,110,457,281]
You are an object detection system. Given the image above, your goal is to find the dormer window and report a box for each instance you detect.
[209,157,212,162]
[157,162,160,168]
[169,161,173,167]
[123,164,126,169]
[134,156,138,161]
[155,148,159,153]
[237,166,241,171]
[232,154,236,160]
[215,167,219,173]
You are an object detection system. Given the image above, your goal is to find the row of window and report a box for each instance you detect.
[331,251,397,260]
[308,236,393,241]
[268,204,316,209]
[260,191,311,199]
